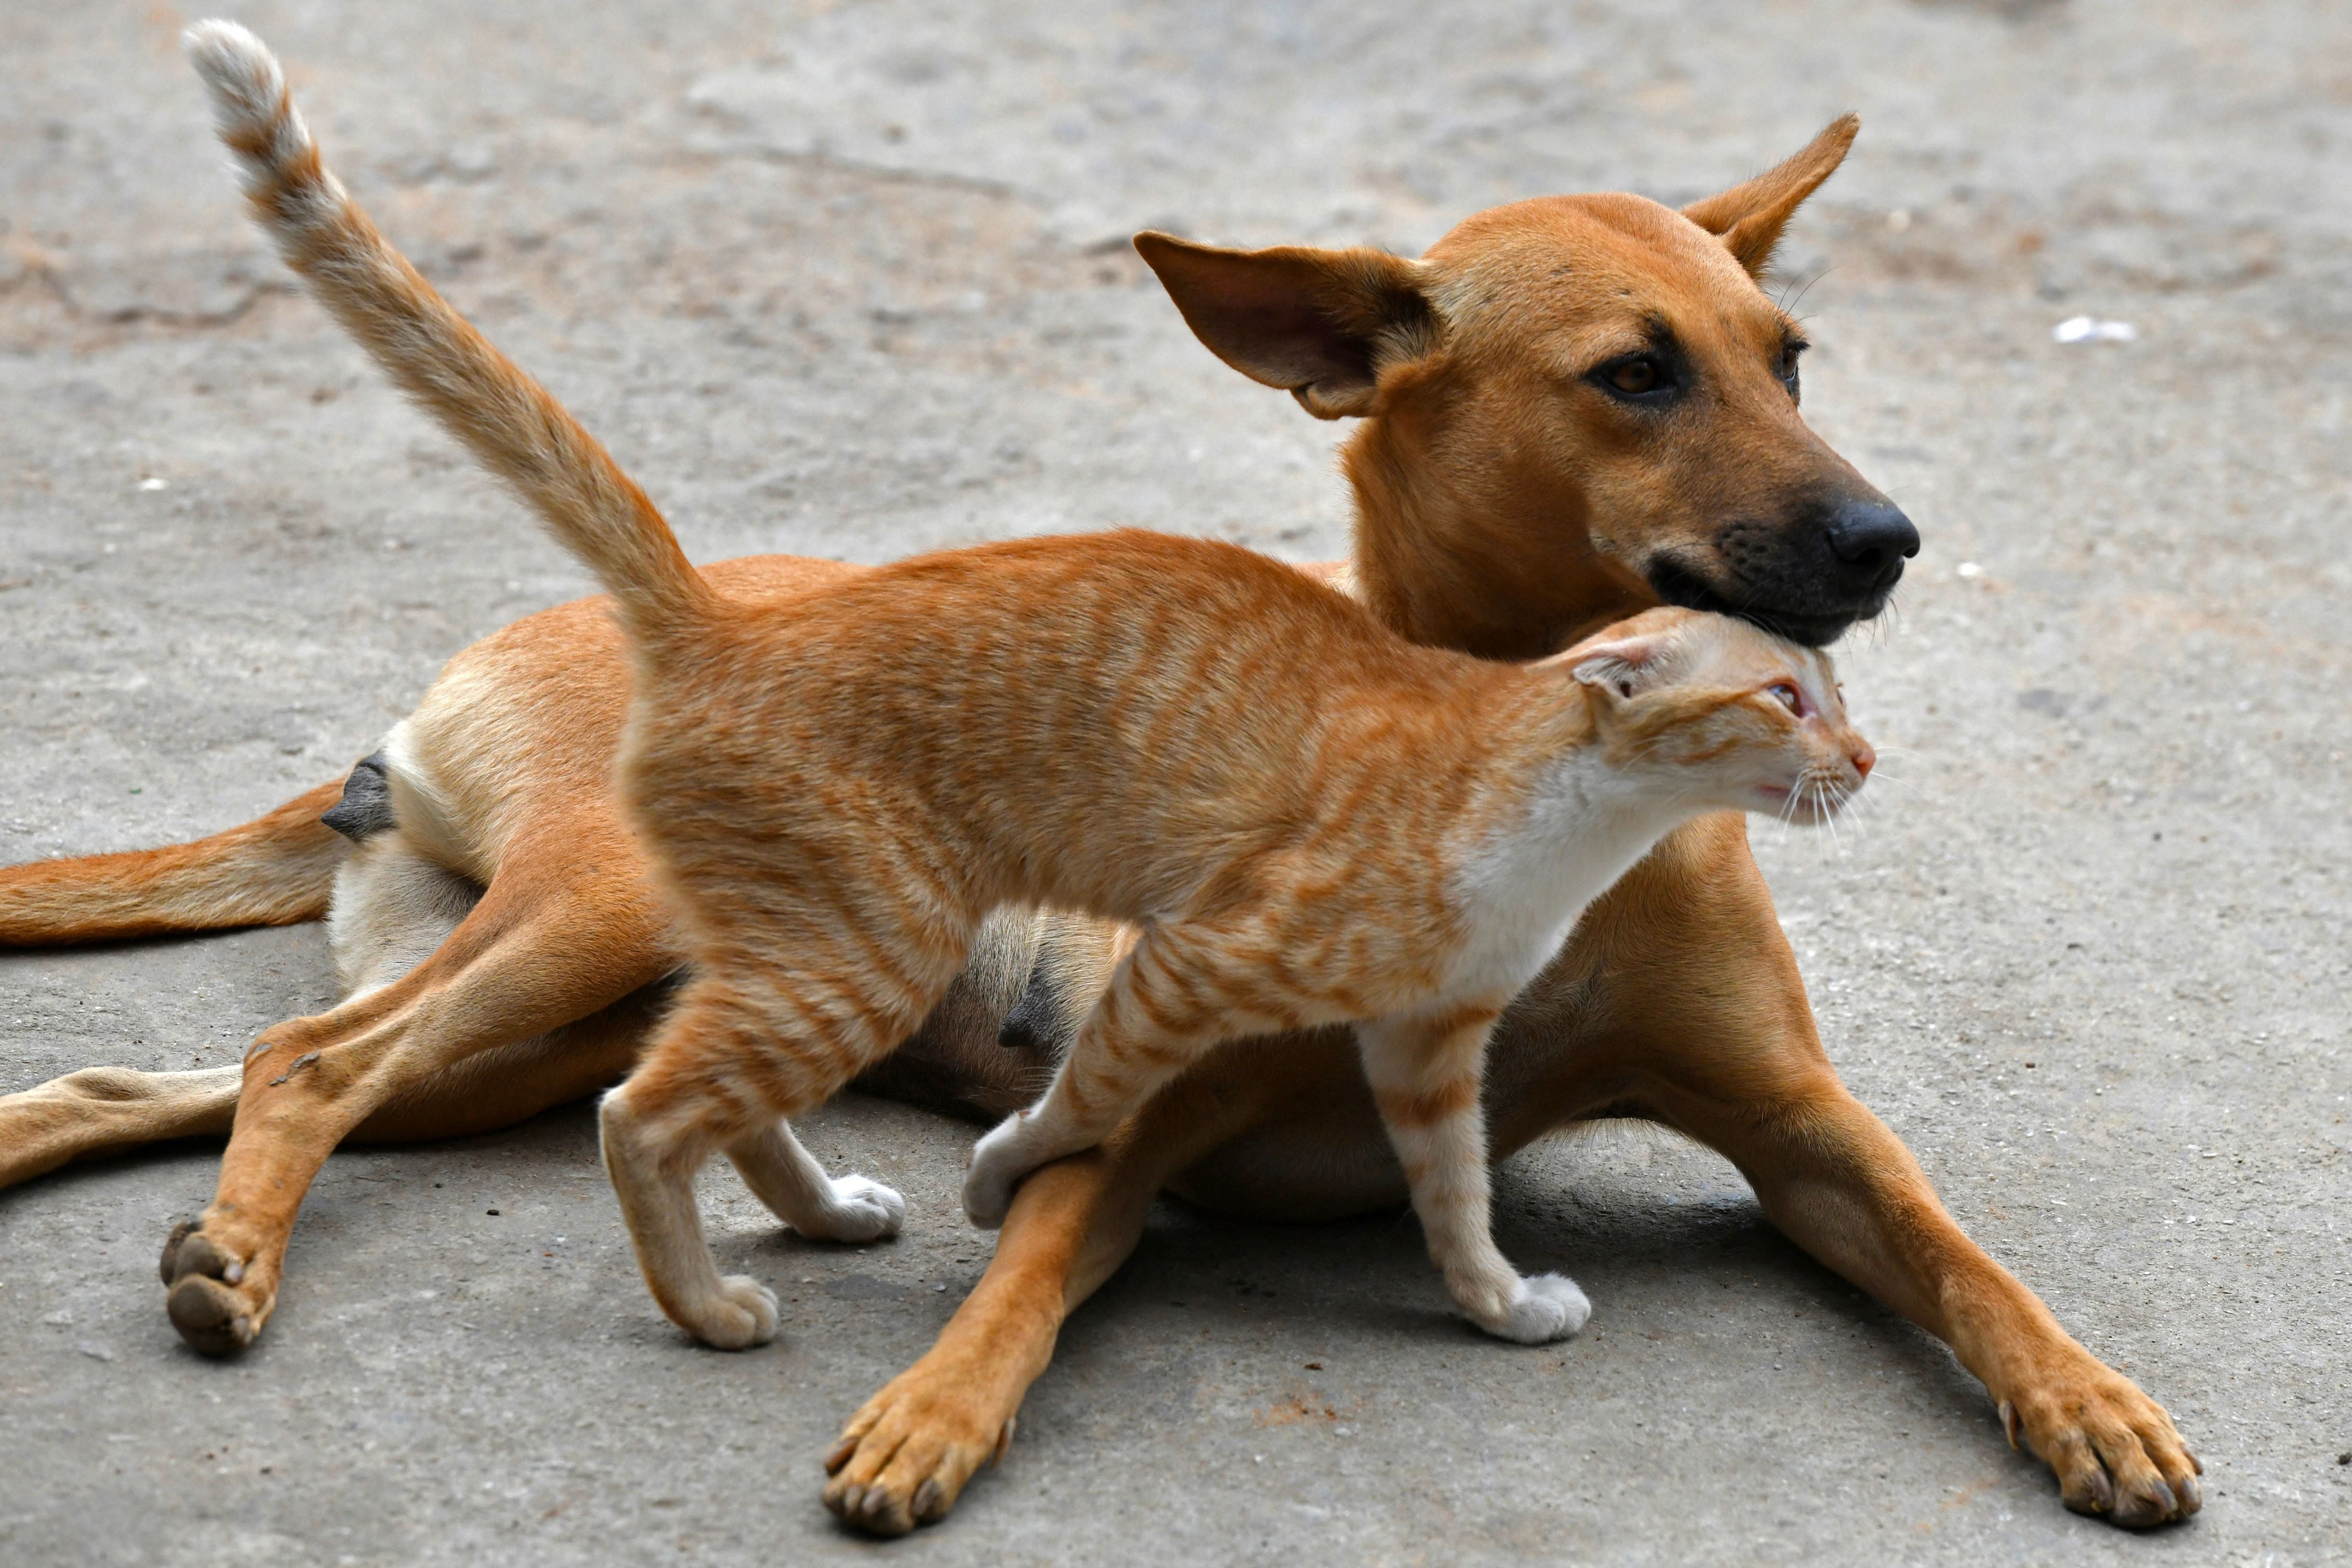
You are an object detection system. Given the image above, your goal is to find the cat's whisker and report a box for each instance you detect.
[1775,777,1804,834]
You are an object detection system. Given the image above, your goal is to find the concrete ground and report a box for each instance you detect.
[3,1,2348,1562]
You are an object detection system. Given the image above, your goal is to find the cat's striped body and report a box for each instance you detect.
[184,20,1870,1347]
[579,528,1864,1348]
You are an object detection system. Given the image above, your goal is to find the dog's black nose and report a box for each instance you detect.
[1822,498,1919,592]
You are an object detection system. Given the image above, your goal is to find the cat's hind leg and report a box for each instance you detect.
[1357,1001,1588,1344]
[601,915,970,1348]
[725,1120,905,1244]
[598,993,788,1351]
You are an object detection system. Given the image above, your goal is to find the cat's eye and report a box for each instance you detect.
[1767,682,1805,715]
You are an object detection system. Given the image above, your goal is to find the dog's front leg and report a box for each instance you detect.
[1593,821,2201,1528]
[1672,1068,2201,1527]
[1543,822,2201,1533]
[824,1053,1292,1535]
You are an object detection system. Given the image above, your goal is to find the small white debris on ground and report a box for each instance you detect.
[1955,561,1983,578]
[136,476,168,490]
[2053,316,2136,343]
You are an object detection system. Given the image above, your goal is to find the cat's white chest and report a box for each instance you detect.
[1444,759,1674,999]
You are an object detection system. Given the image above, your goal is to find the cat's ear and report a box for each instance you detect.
[1552,631,1671,703]
[1134,232,1439,419]
[1681,115,1858,280]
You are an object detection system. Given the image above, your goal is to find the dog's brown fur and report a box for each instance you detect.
[0,22,2196,1535]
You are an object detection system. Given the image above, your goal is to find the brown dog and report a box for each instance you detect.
[0,34,2196,1536]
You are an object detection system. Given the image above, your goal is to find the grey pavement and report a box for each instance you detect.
[2,2,2348,1563]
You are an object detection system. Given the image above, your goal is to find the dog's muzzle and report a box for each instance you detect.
[1648,497,1919,647]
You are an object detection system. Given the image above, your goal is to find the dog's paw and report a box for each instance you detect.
[1998,1351,2201,1527]
[825,1365,1017,1536]
[796,1174,906,1244]
[160,1215,272,1356]
[1476,1272,1591,1345]
[685,1275,779,1351]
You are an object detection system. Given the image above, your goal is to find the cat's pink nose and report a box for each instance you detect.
[1849,742,1875,780]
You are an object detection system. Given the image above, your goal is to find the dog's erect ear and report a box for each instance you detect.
[1681,115,1859,280]
[1134,232,1438,420]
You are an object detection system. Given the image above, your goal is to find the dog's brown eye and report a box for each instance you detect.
[1778,342,1806,401]
[1592,351,1680,406]
[1769,682,1803,714]
[1609,359,1659,394]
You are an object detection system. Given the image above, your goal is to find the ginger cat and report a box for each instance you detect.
[188,22,1870,1351]
[594,538,1869,1349]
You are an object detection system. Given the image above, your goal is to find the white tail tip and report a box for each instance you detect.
[183,19,314,186]
[183,20,282,129]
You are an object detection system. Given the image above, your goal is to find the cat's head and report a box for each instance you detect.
[1547,606,1873,823]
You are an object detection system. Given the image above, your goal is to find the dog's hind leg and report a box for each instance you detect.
[327,832,662,1139]
[0,778,348,946]
[0,833,646,1190]
[346,993,659,1144]
[0,815,461,1192]
[160,822,671,1354]
[0,1067,243,1189]
[0,1005,664,1193]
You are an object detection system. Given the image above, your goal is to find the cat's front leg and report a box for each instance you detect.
[964,1103,1068,1228]
[963,919,1268,1227]
[1357,1002,1589,1344]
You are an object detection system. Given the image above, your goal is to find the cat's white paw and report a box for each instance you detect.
[796,1174,906,1244]
[1479,1272,1591,1345]
[962,1116,1035,1229]
[690,1274,781,1351]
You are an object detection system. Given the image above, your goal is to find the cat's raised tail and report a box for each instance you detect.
[182,20,713,641]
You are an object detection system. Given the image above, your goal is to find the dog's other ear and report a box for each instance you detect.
[1134,232,1437,419]
[1681,114,1858,280]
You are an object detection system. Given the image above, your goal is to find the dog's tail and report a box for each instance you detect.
[181,20,715,642]
[0,779,347,947]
